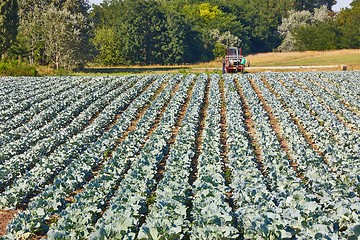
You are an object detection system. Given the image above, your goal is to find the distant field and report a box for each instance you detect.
[192,49,360,71]
[80,49,360,75]
[246,49,360,68]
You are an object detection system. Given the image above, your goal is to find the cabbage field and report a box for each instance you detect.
[0,72,359,239]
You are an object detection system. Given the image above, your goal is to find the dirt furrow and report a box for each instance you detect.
[183,76,210,239]
[261,77,336,173]
[135,79,197,238]
[0,210,17,236]
[68,81,171,204]
[233,78,269,185]
[218,78,240,231]
[67,77,192,236]
[11,78,153,212]
[316,77,360,116]
[10,78,163,239]
[291,78,357,132]
[247,77,303,176]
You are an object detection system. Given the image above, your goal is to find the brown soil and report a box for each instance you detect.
[136,76,197,237]
[247,77,300,175]
[189,77,210,186]
[149,80,185,184]
[219,79,231,185]
[12,77,160,238]
[104,112,123,131]
[0,210,17,236]
[219,78,241,232]
[260,77,336,173]
[320,77,360,116]
[293,78,358,132]
[233,78,267,177]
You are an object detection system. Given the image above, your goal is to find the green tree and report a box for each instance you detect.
[292,2,360,51]
[42,4,91,69]
[294,20,340,50]
[0,0,19,57]
[278,10,312,51]
[278,5,331,51]
[92,27,123,65]
[242,0,283,52]
[336,2,360,48]
[160,6,204,64]
[294,0,336,11]
[92,0,205,65]
[351,0,360,7]
[90,0,309,64]
[17,1,46,64]
[17,0,93,69]
[116,0,167,64]
[181,1,244,59]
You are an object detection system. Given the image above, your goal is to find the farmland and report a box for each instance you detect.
[0,72,359,239]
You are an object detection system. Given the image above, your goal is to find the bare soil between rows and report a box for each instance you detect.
[0,210,17,236]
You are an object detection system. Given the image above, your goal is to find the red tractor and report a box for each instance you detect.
[222,47,248,74]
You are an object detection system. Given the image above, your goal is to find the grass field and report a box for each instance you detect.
[192,49,360,68]
[246,49,360,68]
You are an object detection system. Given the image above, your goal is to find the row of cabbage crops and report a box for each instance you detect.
[0,72,359,239]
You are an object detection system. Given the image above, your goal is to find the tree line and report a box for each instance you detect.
[0,0,359,69]
[279,0,360,51]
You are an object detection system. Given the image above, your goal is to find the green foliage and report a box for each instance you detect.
[92,27,123,66]
[6,35,29,61]
[223,167,233,183]
[118,0,168,65]
[199,3,222,21]
[0,0,19,56]
[16,0,93,69]
[91,0,206,65]
[42,4,93,70]
[291,4,360,51]
[3,0,350,68]
[103,148,112,159]
[294,20,340,51]
[278,6,331,52]
[91,0,288,64]
[146,192,156,206]
[54,68,72,76]
[336,4,360,49]
[293,0,336,11]
[0,61,38,76]
[241,1,283,52]
[351,0,360,7]
[213,42,227,58]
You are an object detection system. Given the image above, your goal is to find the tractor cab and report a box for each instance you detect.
[222,47,247,74]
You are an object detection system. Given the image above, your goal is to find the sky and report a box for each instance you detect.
[88,0,352,11]
[333,0,353,11]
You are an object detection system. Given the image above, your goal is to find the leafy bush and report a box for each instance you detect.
[54,68,72,76]
[0,60,38,76]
